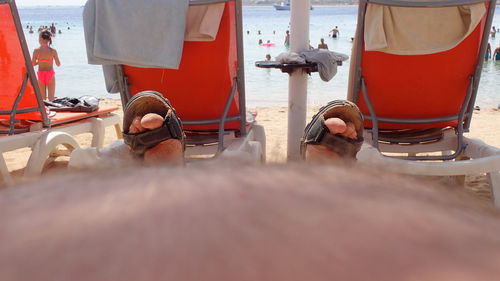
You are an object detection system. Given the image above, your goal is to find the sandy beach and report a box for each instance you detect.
[2,98,500,202]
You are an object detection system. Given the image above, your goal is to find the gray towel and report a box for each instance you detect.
[83,0,189,69]
[300,50,349,82]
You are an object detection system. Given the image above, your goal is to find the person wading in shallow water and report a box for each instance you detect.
[317,38,328,50]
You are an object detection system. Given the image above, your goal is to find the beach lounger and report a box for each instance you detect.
[349,0,500,204]
[86,0,265,162]
[0,0,122,184]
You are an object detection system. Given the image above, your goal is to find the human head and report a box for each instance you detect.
[320,38,324,43]
[39,29,52,46]
[286,30,289,34]
[265,54,271,60]
[258,39,263,45]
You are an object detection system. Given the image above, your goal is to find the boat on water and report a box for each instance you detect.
[274,1,313,11]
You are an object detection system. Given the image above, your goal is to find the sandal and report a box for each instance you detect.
[300,100,364,159]
[122,91,185,157]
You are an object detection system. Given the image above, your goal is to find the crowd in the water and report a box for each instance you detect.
[26,22,72,36]
[250,26,346,62]
[250,26,343,51]
[251,25,500,65]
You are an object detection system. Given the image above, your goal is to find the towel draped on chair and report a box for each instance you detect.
[364,3,485,55]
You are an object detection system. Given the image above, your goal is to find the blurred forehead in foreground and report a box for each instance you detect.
[1,164,500,281]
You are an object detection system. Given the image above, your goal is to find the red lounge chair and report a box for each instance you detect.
[0,0,122,184]
[109,0,265,161]
[349,0,500,204]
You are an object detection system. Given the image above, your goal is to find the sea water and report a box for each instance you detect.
[18,5,500,108]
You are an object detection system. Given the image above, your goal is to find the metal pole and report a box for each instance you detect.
[287,0,310,161]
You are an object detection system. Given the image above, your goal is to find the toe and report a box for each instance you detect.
[324,118,347,135]
[324,118,357,139]
[141,113,164,130]
[344,122,357,139]
[129,116,145,133]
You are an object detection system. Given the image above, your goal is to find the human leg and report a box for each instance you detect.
[128,114,184,165]
[47,75,56,101]
[37,77,47,100]
[122,91,185,165]
[302,100,364,163]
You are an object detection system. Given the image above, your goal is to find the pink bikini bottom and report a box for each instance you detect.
[37,70,55,85]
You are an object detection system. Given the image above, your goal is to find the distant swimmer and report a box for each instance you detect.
[317,38,328,50]
[330,26,340,38]
[491,27,496,38]
[485,43,491,60]
[258,30,261,35]
[29,26,34,34]
[273,30,276,35]
[58,30,62,34]
[265,54,271,61]
[494,45,500,60]
[284,30,290,48]
[258,39,263,45]
[247,30,250,35]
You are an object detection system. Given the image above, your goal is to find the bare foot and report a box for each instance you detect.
[305,118,357,163]
[128,113,184,165]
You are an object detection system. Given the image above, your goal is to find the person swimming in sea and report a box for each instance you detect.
[31,30,61,101]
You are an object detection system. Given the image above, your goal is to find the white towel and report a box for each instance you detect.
[84,0,189,69]
[185,3,225,41]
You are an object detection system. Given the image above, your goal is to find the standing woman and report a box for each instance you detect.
[31,30,60,101]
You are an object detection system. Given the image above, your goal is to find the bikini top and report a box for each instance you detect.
[36,58,53,63]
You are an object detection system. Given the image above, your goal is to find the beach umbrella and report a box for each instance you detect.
[287,0,310,161]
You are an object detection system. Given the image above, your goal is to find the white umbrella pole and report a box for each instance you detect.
[287,0,310,161]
